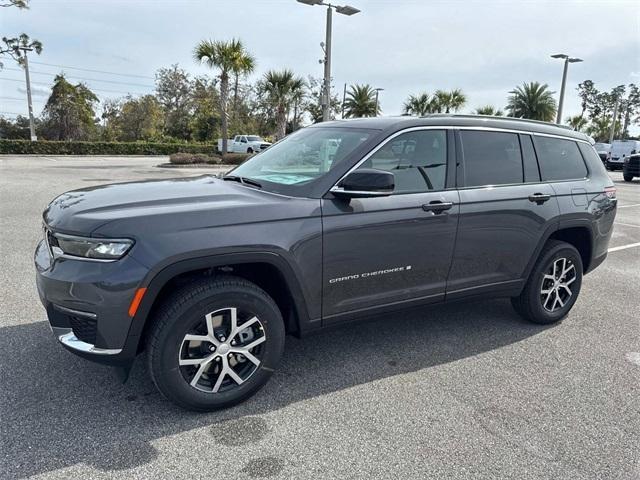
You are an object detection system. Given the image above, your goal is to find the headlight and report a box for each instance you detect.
[49,233,134,260]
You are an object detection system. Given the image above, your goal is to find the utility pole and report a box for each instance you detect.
[609,98,620,144]
[322,5,332,122]
[19,46,37,141]
[341,82,347,118]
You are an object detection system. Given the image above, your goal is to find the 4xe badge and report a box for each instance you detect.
[329,265,412,284]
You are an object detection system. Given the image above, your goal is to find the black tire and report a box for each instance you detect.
[624,174,634,182]
[511,240,583,325]
[247,147,253,154]
[147,275,285,411]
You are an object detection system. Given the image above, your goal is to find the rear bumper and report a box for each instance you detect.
[35,239,149,366]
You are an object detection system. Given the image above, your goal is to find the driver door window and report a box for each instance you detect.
[357,130,447,193]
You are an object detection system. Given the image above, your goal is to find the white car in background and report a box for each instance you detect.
[593,142,611,165]
[217,135,272,154]
[608,140,640,170]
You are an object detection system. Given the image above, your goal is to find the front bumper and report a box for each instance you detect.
[35,239,149,366]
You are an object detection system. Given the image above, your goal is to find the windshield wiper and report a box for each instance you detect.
[222,175,262,188]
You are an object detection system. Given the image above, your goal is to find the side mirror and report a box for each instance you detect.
[330,168,394,198]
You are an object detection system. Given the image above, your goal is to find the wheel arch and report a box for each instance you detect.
[522,221,594,284]
[129,252,313,354]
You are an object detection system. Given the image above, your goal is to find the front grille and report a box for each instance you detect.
[69,315,97,344]
[260,143,270,150]
[628,156,640,168]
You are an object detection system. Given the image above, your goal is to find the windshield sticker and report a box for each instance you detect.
[329,265,412,284]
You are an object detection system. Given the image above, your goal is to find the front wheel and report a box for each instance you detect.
[147,276,285,411]
[511,240,583,325]
[247,147,254,154]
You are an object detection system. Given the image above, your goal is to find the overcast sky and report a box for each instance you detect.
[1,0,638,130]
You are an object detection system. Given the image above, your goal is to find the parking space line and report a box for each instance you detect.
[615,222,640,228]
[608,242,640,253]
[618,203,640,209]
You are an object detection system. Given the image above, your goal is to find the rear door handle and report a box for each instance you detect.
[422,201,453,213]
[528,193,551,205]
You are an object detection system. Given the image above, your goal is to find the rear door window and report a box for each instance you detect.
[460,130,523,187]
[533,136,588,181]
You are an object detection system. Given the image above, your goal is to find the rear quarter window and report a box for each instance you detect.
[533,136,588,181]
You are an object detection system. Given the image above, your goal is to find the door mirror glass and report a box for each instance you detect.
[331,168,394,198]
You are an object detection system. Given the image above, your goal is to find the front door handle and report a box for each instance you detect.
[528,193,551,205]
[422,201,453,214]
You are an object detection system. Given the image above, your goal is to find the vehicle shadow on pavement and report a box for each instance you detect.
[0,298,551,478]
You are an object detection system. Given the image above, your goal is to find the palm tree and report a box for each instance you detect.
[231,50,256,118]
[566,114,587,131]
[194,38,253,154]
[506,82,557,122]
[432,89,467,113]
[403,93,432,116]
[474,105,504,116]
[343,84,379,118]
[259,69,306,140]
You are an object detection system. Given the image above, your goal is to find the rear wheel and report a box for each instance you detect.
[624,174,634,182]
[511,240,583,325]
[147,276,285,411]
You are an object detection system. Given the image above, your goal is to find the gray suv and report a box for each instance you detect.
[35,115,617,411]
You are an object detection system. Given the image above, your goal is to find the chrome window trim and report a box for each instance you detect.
[329,124,590,193]
[328,187,392,196]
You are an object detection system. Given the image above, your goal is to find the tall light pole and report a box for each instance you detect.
[374,87,384,116]
[19,46,37,141]
[297,0,360,122]
[551,53,583,125]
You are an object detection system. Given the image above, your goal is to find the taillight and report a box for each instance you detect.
[605,186,616,199]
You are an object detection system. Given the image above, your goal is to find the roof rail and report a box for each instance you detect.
[420,113,575,131]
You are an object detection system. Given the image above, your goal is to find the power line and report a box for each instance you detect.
[29,60,155,80]
[2,67,155,88]
[0,77,152,96]
[0,96,26,101]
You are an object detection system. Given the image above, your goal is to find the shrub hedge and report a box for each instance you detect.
[222,153,252,165]
[0,139,216,156]
[169,153,222,165]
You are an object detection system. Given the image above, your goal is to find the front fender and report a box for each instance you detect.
[125,250,317,347]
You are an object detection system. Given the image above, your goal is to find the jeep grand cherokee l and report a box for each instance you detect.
[35,115,617,411]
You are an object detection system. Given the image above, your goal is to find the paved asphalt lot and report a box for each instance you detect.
[0,156,638,479]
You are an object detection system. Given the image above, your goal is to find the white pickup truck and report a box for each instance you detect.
[217,135,271,154]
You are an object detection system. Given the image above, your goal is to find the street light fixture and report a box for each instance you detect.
[297,0,361,122]
[551,53,583,124]
[374,87,384,116]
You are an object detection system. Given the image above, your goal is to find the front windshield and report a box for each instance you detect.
[230,127,373,187]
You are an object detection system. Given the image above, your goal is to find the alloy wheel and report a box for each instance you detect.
[540,257,577,313]
[178,307,266,393]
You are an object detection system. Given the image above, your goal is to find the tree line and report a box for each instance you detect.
[2,33,639,146]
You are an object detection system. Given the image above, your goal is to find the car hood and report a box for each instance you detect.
[43,175,318,235]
